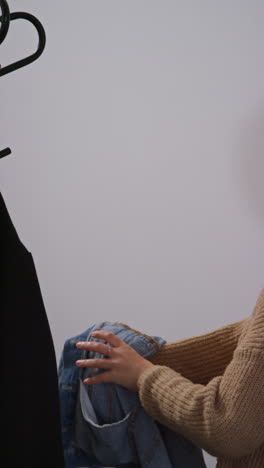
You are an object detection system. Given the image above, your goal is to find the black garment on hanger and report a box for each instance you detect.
[1,193,64,468]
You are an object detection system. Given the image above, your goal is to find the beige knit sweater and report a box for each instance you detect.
[137,288,264,467]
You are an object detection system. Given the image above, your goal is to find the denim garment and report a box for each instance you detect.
[58,321,206,468]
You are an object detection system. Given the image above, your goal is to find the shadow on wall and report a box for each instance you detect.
[236,106,264,227]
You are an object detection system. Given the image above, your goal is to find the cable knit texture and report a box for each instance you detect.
[137,289,264,468]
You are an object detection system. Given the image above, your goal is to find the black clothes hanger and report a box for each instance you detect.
[0,6,64,463]
[0,3,46,158]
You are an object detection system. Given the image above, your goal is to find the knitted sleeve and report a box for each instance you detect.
[148,318,246,384]
[138,290,264,459]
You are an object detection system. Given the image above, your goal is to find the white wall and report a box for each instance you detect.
[1,1,264,466]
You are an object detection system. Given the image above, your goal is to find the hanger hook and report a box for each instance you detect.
[0,8,46,159]
[0,11,46,77]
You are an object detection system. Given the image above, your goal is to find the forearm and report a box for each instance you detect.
[138,347,264,458]
[148,319,246,384]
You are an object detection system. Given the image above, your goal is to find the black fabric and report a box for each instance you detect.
[1,193,64,468]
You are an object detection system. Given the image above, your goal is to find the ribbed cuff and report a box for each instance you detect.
[137,364,171,400]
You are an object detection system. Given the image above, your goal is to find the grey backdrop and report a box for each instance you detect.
[1,2,264,467]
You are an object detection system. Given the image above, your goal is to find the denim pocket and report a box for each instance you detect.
[75,381,139,466]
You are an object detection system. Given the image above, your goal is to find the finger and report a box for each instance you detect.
[83,370,113,385]
[91,330,123,348]
[76,358,112,369]
[76,341,113,357]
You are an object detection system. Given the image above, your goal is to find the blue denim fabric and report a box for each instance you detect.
[58,321,206,468]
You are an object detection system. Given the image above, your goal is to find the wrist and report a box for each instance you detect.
[136,361,155,390]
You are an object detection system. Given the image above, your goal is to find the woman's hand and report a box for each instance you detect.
[76,329,154,392]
